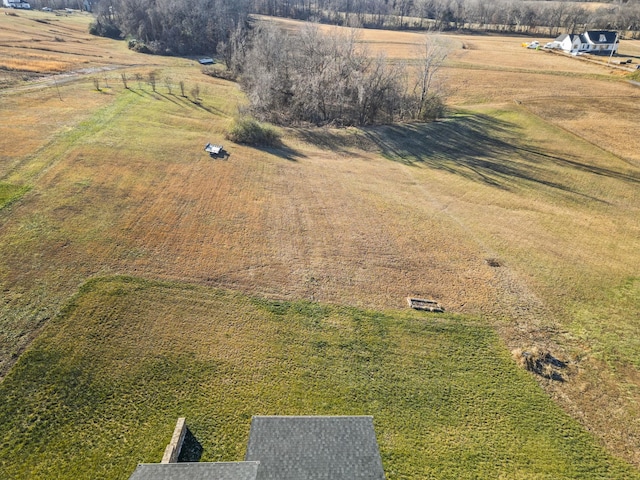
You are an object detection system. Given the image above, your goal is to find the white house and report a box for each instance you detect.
[553,34,584,53]
[553,31,619,55]
[2,0,31,8]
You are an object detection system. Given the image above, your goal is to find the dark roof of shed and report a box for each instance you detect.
[128,462,259,480]
[245,416,385,480]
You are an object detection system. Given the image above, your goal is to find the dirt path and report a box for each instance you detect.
[0,64,158,96]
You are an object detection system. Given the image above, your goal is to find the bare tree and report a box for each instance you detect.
[121,72,129,89]
[179,80,186,97]
[218,22,249,73]
[92,77,101,91]
[148,72,157,92]
[164,76,173,94]
[413,35,448,120]
[190,84,201,103]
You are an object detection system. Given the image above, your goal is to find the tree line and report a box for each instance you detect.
[84,0,639,56]
[251,0,640,37]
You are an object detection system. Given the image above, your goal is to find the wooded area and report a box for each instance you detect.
[90,0,251,54]
[235,24,446,126]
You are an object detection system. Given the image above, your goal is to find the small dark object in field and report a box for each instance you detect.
[486,258,503,267]
[513,347,566,381]
[407,297,444,312]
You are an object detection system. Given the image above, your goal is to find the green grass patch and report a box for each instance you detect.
[570,277,640,369]
[0,276,637,479]
[226,116,281,146]
[0,183,30,210]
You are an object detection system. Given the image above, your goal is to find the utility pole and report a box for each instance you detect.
[607,32,619,65]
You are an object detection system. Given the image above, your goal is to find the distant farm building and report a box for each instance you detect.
[2,0,31,8]
[551,31,619,55]
[129,416,386,480]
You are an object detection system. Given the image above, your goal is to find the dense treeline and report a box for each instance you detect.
[85,0,639,55]
[90,0,250,54]
[252,0,640,37]
[231,25,446,126]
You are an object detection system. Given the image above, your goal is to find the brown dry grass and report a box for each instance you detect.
[0,10,174,90]
[0,11,127,71]
[1,13,640,471]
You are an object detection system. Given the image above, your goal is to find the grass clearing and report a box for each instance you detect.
[0,276,638,480]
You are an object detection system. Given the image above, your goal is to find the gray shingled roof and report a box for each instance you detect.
[585,30,618,44]
[128,461,259,480]
[245,416,385,480]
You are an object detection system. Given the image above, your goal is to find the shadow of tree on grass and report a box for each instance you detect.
[255,143,306,162]
[361,113,639,198]
[292,127,376,156]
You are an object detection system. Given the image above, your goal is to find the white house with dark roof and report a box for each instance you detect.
[128,416,386,480]
[2,0,31,8]
[553,31,619,55]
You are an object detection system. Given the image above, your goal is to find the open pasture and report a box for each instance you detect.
[1,12,640,475]
[0,10,149,89]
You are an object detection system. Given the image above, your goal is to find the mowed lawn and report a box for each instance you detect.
[0,276,638,480]
[1,12,640,477]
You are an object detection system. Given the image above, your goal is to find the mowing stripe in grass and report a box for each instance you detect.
[4,90,142,187]
[0,182,30,211]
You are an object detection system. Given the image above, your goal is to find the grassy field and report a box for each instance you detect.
[1,276,639,480]
[1,11,640,478]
